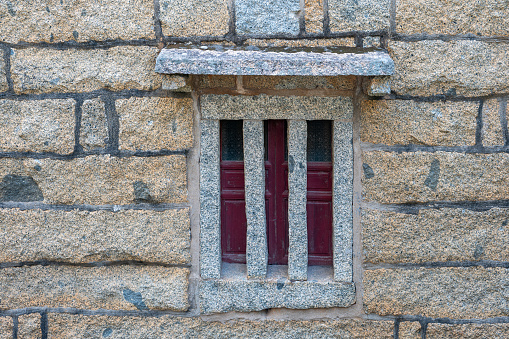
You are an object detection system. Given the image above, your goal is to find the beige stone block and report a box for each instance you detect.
[11,46,162,94]
[364,267,509,318]
[0,155,187,205]
[0,0,155,43]
[243,75,356,91]
[0,208,190,264]
[396,0,509,36]
[362,151,509,203]
[329,0,390,32]
[305,0,323,33]
[0,317,12,338]
[361,100,477,146]
[427,323,509,339]
[196,75,236,89]
[363,208,509,264]
[0,266,189,311]
[0,99,75,153]
[18,314,41,339]
[160,0,229,37]
[48,315,394,338]
[483,98,506,146]
[80,98,108,151]
[399,322,421,339]
[389,40,509,96]
[117,97,194,151]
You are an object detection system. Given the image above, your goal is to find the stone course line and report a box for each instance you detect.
[0,202,190,212]
[392,33,509,42]
[361,200,509,213]
[361,144,509,154]
[364,261,509,270]
[0,260,191,270]
[153,0,164,42]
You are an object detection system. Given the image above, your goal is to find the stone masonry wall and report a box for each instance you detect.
[0,0,507,338]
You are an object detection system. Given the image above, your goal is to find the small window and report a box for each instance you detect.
[220,120,333,266]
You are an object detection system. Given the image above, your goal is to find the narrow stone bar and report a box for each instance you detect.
[333,121,353,281]
[287,120,308,281]
[243,120,268,279]
[200,120,222,279]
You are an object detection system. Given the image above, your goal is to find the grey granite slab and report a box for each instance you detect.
[333,121,353,282]
[235,0,300,35]
[199,279,356,314]
[156,45,395,76]
[243,120,268,279]
[200,119,222,279]
[287,120,308,281]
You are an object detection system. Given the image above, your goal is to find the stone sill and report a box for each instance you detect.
[155,44,394,76]
[199,263,356,314]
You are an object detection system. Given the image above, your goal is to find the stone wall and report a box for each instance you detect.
[0,0,507,338]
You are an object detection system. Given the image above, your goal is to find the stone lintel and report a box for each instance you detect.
[287,120,308,281]
[156,45,394,76]
[243,120,268,279]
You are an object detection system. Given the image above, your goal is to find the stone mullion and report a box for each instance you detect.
[243,120,268,279]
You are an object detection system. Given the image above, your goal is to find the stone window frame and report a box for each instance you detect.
[198,94,356,314]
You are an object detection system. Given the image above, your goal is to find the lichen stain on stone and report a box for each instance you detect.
[288,155,295,174]
[102,328,113,338]
[0,174,43,202]
[424,158,440,191]
[133,180,154,203]
[473,244,484,259]
[362,163,375,179]
[122,289,149,311]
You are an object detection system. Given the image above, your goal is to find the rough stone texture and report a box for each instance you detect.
[0,58,7,93]
[243,75,356,90]
[361,100,478,146]
[396,0,509,36]
[162,75,191,92]
[244,38,356,48]
[427,323,509,339]
[0,0,154,44]
[160,0,229,37]
[12,46,161,94]
[364,267,509,318]
[235,0,300,35]
[363,208,509,264]
[80,98,108,151]
[117,97,194,151]
[287,120,308,281]
[0,208,190,264]
[362,151,509,203]
[0,317,12,338]
[0,266,189,311]
[200,280,355,314]
[156,47,394,76]
[333,122,353,281]
[366,76,390,96]
[483,98,506,146]
[389,40,509,97]
[201,95,353,120]
[243,120,267,279]
[399,322,421,339]
[363,36,381,48]
[0,99,75,153]
[49,314,394,338]
[18,314,41,339]
[305,0,323,33]
[196,75,236,89]
[0,155,187,205]
[329,0,390,32]
[199,120,221,279]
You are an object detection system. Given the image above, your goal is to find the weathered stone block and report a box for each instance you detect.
[0,0,155,43]
[389,40,509,96]
[0,99,75,153]
[243,75,356,90]
[196,75,236,89]
[0,266,189,311]
[482,98,506,146]
[0,317,12,338]
[363,208,509,264]
[160,0,229,37]
[0,57,7,92]
[161,75,191,92]
[235,0,300,35]
[361,100,478,146]
[117,97,194,151]
[18,314,41,339]
[362,152,509,203]
[427,323,509,339]
[305,0,323,33]
[244,38,356,48]
[329,0,390,32]
[0,208,190,264]
[48,314,394,338]
[399,322,421,339]
[0,155,187,205]
[364,267,509,318]
[201,95,353,120]
[11,47,161,94]
[396,0,509,36]
[80,98,108,151]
